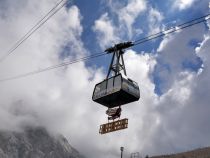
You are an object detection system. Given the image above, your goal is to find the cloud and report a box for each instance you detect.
[154,23,206,94]
[147,33,210,156]
[117,0,147,38]
[209,2,210,10]
[0,0,104,157]
[173,0,197,10]
[93,0,147,49]
[148,7,164,35]
[92,13,120,49]
[138,22,210,157]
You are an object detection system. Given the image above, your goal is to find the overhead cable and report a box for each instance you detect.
[0,14,209,82]
[0,52,106,82]
[133,13,210,45]
[0,0,71,63]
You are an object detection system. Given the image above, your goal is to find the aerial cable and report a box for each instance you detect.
[0,14,209,82]
[134,18,209,46]
[0,0,72,63]
[0,52,106,82]
[133,13,210,46]
[134,13,210,44]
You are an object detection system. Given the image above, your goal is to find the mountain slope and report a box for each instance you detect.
[0,127,84,158]
[151,147,210,158]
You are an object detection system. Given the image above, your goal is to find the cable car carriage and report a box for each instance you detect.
[92,42,140,134]
[92,42,140,126]
[92,74,140,108]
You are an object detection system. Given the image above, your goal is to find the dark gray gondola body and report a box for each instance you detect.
[92,74,140,108]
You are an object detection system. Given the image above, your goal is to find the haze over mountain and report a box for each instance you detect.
[0,127,84,158]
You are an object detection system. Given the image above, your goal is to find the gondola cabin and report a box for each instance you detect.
[92,74,140,108]
[93,41,140,134]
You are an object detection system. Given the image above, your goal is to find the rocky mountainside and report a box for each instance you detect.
[0,127,84,158]
[151,147,210,158]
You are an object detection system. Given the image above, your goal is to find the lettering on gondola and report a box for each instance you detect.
[99,118,128,134]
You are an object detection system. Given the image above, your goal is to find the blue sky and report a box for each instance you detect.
[74,0,208,50]
[0,0,210,158]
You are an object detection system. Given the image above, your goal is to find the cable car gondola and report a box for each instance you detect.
[92,41,140,134]
[92,41,140,109]
[92,74,140,108]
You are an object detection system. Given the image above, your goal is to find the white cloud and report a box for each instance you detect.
[173,0,197,10]
[205,15,210,29]
[92,13,120,49]
[209,2,210,10]
[93,0,147,49]
[67,6,83,36]
[149,33,210,155]
[148,7,164,35]
[155,23,206,93]
[139,21,210,157]
[117,0,147,38]
[0,0,104,157]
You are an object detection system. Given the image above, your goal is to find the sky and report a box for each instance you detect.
[0,0,210,158]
